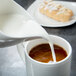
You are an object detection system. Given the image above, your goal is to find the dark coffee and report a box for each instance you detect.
[29,44,67,63]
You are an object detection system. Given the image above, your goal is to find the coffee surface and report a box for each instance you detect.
[29,44,67,63]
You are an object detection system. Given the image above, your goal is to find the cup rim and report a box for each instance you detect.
[23,35,72,65]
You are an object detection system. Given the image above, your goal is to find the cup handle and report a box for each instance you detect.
[17,43,25,63]
[17,43,35,76]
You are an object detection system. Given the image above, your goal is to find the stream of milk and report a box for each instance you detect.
[0,14,56,62]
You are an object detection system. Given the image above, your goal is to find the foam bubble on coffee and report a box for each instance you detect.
[48,61,53,63]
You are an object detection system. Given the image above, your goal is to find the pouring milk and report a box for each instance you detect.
[0,14,56,62]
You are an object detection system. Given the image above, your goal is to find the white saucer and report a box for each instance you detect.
[27,0,76,27]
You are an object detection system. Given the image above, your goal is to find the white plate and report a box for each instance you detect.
[27,0,76,27]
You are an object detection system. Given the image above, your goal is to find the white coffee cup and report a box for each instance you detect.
[17,35,72,76]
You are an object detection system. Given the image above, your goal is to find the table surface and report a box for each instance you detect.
[0,0,76,76]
